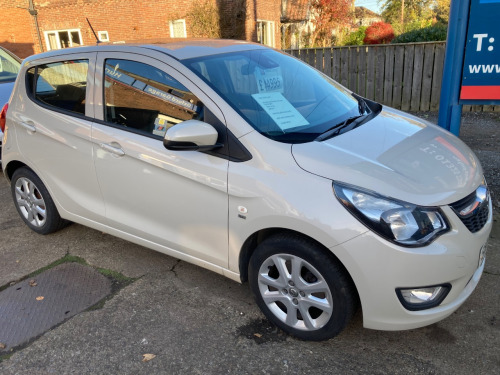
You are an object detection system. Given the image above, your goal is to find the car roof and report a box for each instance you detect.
[22,39,268,63]
[134,39,267,60]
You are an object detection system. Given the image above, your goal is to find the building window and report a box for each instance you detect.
[44,29,83,50]
[257,20,275,47]
[98,31,109,42]
[169,19,187,38]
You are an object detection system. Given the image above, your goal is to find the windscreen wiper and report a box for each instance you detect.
[315,94,382,142]
[314,114,367,142]
[352,93,368,114]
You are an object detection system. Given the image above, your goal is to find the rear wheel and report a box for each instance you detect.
[249,234,357,341]
[11,167,68,234]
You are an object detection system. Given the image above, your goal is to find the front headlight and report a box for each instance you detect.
[334,182,449,247]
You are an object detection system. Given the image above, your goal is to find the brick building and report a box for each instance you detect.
[0,0,281,58]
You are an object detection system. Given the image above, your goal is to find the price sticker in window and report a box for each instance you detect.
[255,67,284,93]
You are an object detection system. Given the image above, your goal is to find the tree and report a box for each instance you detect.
[434,0,451,24]
[311,0,353,47]
[363,21,395,44]
[379,0,435,34]
[344,26,367,46]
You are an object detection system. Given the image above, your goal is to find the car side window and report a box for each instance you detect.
[26,60,89,115]
[104,59,204,138]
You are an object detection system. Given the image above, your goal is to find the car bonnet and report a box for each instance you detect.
[291,108,484,206]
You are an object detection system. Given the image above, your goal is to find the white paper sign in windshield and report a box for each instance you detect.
[252,92,310,131]
[255,67,284,93]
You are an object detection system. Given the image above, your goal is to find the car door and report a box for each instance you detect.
[12,52,106,221]
[91,52,229,267]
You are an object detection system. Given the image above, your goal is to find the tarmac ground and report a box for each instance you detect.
[0,112,498,375]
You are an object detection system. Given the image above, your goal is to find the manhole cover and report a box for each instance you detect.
[0,262,112,352]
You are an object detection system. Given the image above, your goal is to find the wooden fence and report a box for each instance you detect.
[284,42,498,113]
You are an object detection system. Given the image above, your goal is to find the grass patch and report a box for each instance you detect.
[86,268,137,311]
[97,267,134,283]
[27,255,87,278]
[0,353,13,363]
[0,254,87,292]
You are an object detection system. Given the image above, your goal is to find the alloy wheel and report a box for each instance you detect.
[14,177,47,228]
[257,253,333,331]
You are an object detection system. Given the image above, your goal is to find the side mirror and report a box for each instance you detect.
[163,120,223,151]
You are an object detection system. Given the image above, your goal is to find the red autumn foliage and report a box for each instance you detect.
[311,0,353,46]
[363,21,395,45]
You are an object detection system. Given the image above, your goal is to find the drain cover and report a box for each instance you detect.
[0,262,112,352]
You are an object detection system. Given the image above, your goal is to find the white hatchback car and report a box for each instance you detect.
[1,40,492,340]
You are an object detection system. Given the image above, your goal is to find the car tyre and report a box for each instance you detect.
[11,167,68,234]
[249,233,357,341]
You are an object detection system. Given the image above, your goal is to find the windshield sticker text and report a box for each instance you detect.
[252,92,309,131]
[255,67,284,94]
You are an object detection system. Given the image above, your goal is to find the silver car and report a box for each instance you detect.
[1,40,492,340]
[0,46,22,158]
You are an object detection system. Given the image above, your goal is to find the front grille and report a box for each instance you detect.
[450,187,490,233]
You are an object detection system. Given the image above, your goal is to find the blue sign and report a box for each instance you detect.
[461,0,500,100]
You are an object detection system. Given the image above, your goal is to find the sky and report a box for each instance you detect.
[355,0,382,14]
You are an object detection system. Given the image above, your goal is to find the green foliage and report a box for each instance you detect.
[27,255,87,278]
[380,0,435,26]
[390,18,434,36]
[344,27,367,46]
[391,23,448,43]
[434,0,451,23]
[97,267,135,283]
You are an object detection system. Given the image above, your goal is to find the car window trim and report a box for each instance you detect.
[25,70,93,122]
[93,117,164,141]
[24,57,93,120]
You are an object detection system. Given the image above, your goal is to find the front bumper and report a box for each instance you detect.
[330,203,492,331]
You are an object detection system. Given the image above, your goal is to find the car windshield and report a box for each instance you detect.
[183,49,361,143]
[0,48,21,83]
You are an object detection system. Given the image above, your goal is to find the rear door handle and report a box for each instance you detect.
[20,121,36,132]
[100,142,125,157]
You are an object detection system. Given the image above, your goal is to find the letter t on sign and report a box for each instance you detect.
[473,34,488,51]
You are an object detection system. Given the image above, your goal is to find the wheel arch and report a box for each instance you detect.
[4,160,29,181]
[239,228,359,302]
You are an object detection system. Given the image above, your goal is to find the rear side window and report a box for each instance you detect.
[26,60,88,115]
[104,59,203,138]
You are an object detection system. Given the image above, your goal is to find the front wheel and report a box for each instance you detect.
[11,167,68,234]
[249,234,357,341]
